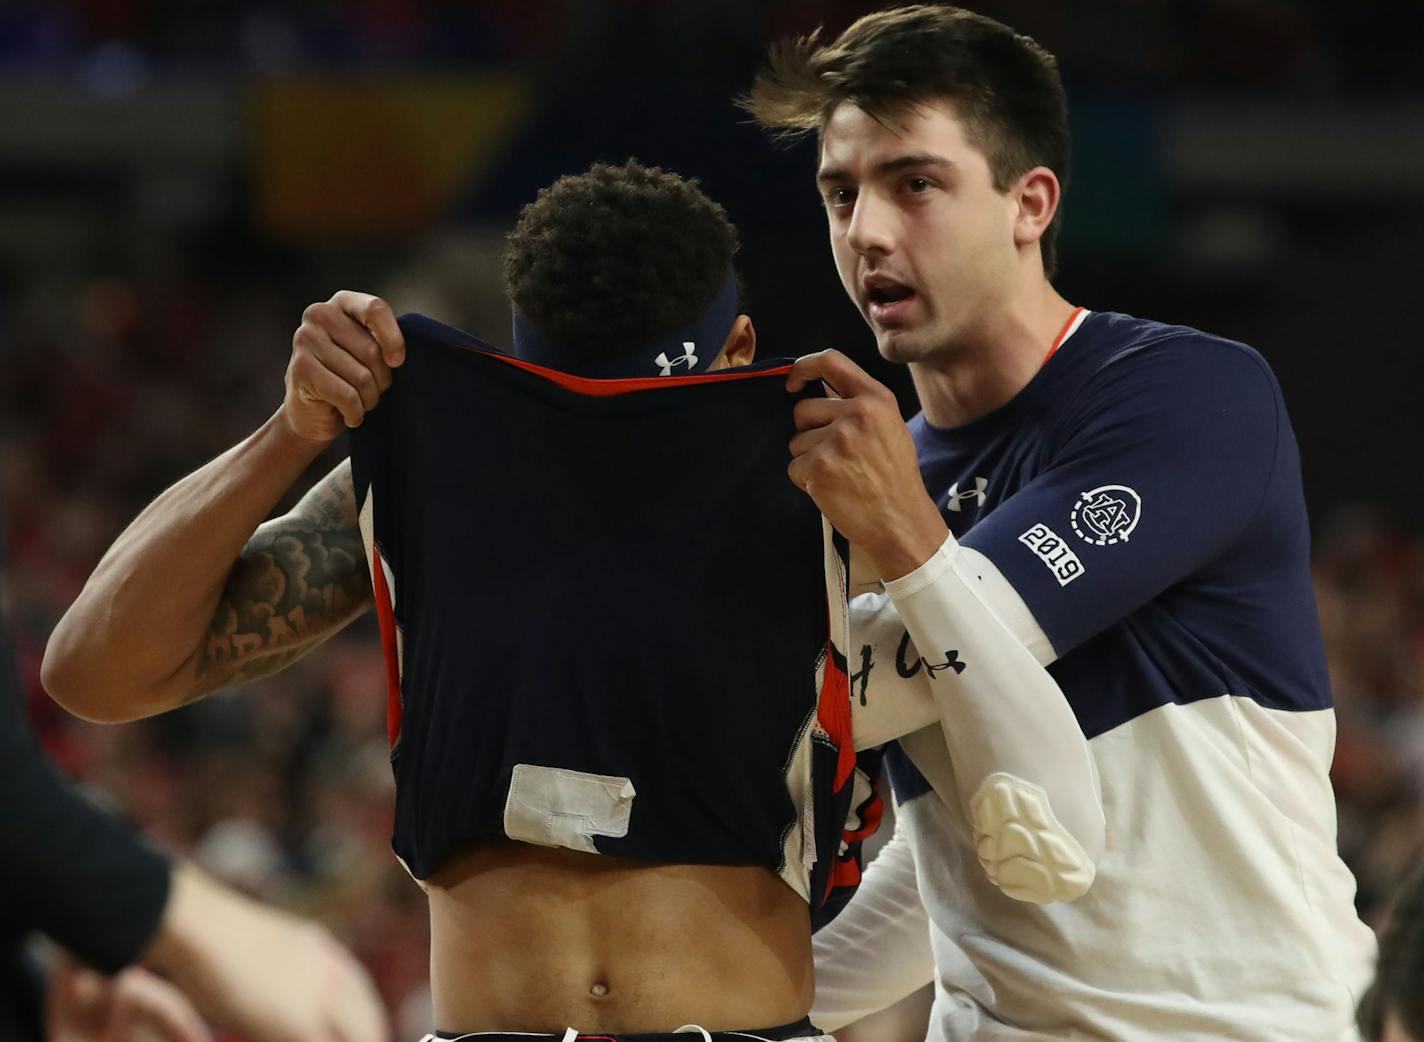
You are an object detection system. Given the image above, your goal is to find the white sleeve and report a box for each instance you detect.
[848,590,940,750]
[848,543,1055,751]
[952,545,1057,666]
[811,820,935,1032]
[881,535,1106,903]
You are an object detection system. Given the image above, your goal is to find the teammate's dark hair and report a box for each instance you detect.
[1358,861,1424,1041]
[740,4,1069,278]
[503,159,740,355]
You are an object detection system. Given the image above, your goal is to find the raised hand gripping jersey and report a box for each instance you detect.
[348,315,880,925]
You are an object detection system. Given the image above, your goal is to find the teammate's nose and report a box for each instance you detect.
[846,193,896,258]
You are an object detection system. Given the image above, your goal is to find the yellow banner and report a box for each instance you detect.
[251,74,533,240]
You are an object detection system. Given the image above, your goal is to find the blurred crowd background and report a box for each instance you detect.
[2,0,1423,1035]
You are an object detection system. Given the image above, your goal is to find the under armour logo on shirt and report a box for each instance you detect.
[654,342,699,375]
[923,650,967,677]
[893,632,968,680]
[946,476,988,512]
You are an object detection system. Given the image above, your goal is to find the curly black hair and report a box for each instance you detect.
[502,159,740,357]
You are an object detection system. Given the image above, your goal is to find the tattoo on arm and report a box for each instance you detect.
[196,461,373,694]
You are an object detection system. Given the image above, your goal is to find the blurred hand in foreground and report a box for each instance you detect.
[47,962,212,1042]
[146,863,390,1042]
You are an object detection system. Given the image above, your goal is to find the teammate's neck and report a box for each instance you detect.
[910,284,1076,430]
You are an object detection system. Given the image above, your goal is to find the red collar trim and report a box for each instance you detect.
[1041,306,1088,367]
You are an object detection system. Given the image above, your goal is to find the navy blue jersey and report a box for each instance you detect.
[349,315,880,924]
[868,309,1371,1041]
[908,309,1328,740]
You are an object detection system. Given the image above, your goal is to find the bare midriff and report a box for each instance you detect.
[425,838,814,1034]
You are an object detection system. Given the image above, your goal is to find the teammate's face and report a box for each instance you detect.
[818,100,1020,364]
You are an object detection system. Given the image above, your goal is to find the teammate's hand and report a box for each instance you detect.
[284,291,406,445]
[149,864,391,1042]
[787,349,949,581]
[179,913,389,1042]
[47,962,213,1042]
[196,912,389,1042]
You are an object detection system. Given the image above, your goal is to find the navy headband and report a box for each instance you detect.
[511,273,739,379]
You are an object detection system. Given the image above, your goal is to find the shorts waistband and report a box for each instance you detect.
[428,1016,823,1042]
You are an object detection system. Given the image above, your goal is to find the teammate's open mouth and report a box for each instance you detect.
[866,281,917,322]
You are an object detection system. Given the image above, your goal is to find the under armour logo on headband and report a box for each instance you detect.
[654,342,699,375]
[512,272,735,378]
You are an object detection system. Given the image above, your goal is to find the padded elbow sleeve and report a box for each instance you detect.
[884,538,1106,902]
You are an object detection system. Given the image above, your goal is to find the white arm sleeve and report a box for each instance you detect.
[811,820,934,1032]
[881,535,1106,903]
[952,545,1057,666]
[848,544,1054,751]
[848,591,940,750]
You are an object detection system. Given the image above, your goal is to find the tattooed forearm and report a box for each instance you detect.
[195,463,373,693]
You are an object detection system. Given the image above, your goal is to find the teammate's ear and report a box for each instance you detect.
[713,314,756,370]
[1012,166,1060,252]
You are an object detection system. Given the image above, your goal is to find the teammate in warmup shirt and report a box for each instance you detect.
[43,161,1104,1040]
[1,523,385,1042]
[741,6,1376,1041]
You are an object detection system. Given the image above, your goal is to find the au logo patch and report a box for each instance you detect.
[1070,485,1142,546]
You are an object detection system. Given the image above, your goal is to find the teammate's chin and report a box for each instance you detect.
[868,303,940,364]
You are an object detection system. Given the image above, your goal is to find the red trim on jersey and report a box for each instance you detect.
[468,347,794,397]
[1041,306,1086,367]
[817,637,856,789]
[823,853,864,901]
[841,791,886,845]
[370,546,404,748]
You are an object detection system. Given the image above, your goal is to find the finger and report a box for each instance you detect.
[139,983,213,1042]
[786,351,835,395]
[52,963,106,1012]
[786,349,879,397]
[787,453,815,493]
[106,971,212,1042]
[49,963,110,1035]
[788,425,837,459]
[332,291,405,368]
[143,993,213,1042]
[312,337,383,413]
[792,396,855,433]
[321,309,393,393]
[297,366,366,427]
[329,970,389,1042]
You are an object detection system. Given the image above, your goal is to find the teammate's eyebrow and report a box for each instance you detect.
[875,152,955,176]
[816,152,956,184]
